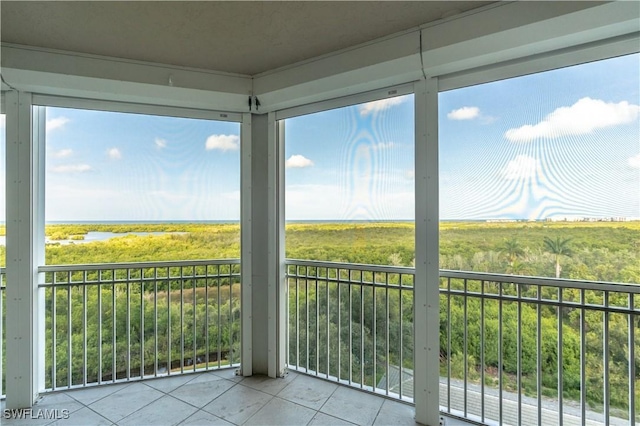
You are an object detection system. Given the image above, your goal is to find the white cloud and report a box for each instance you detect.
[51,149,73,159]
[502,155,540,180]
[155,138,167,149]
[286,154,314,169]
[107,148,122,159]
[628,153,640,169]
[505,97,640,142]
[205,134,240,152]
[46,117,70,132]
[50,164,92,173]
[371,142,396,150]
[447,106,480,120]
[359,97,406,117]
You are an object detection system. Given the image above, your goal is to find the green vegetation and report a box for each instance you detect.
[0,221,638,419]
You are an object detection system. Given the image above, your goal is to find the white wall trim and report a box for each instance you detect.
[240,112,253,376]
[1,44,251,112]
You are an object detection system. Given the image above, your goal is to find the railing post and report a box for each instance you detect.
[414,78,440,426]
[5,91,45,408]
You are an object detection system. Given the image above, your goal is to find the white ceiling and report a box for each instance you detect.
[0,1,494,76]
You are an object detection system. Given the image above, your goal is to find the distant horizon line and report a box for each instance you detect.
[0,217,634,225]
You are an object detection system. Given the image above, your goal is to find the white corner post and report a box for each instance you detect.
[267,113,286,378]
[5,91,45,409]
[240,112,253,376]
[414,78,440,426]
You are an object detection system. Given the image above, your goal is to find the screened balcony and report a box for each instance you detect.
[1,259,638,425]
[1,2,639,426]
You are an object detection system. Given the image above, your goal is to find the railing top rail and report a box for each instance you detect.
[440,269,640,294]
[285,258,414,275]
[38,258,241,273]
[284,260,639,293]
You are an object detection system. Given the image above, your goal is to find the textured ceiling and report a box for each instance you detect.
[1,1,494,76]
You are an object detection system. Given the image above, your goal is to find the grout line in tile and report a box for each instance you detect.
[316,380,341,413]
[169,379,240,412]
[115,388,174,424]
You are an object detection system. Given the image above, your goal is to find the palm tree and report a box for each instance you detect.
[543,236,573,278]
[501,237,524,267]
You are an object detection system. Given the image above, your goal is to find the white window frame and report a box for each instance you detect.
[5,92,253,406]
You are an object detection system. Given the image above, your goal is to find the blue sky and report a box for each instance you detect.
[287,53,639,221]
[0,53,638,222]
[42,111,241,221]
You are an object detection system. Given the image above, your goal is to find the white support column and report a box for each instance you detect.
[5,91,45,409]
[414,78,440,426]
[240,112,253,376]
[267,114,286,378]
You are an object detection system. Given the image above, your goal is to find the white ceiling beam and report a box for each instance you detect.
[253,1,638,113]
[421,1,640,77]
[0,43,252,111]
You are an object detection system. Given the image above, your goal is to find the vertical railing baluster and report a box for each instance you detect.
[537,285,542,425]
[463,278,468,415]
[83,276,87,386]
[140,271,145,378]
[126,273,131,381]
[67,275,72,387]
[326,276,330,379]
[154,277,158,377]
[348,269,352,385]
[205,271,209,370]
[337,268,342,381]
[306,270,310,373]
[629,294,636,426]
[316,275,319,376]
[228,265,233,365]
[480,282,485,422]
[373,275,377,392]
[167,270,171,375]
[193,274,197,372]
[217,274,221,369]
[295,273,299,370]
[581,289,586,426]
[399,284,403,398]
[180,267,184,374]
[447,277,451,412]
[385,273,389,395]
[112,272,116,383]
[98,274,103,384]
[52,284,57,390]
[517,283,522,426]
[558,289,564,426]
[604,291,610,426]
[498,282,503,424]
[361,272,365,388]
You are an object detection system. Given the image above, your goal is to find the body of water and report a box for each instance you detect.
[0,231,186,246]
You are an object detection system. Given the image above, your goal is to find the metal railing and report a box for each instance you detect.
[440,270,639,426]
[38,259,241,391]
[286,260,640,425]
[1,268,5,399]
[286,259,415,402]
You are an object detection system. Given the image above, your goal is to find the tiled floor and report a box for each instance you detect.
[0,369,420,426]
